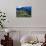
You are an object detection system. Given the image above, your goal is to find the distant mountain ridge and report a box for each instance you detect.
[16,6,32,12]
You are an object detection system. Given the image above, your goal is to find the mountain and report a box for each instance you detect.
[16,6,32,12]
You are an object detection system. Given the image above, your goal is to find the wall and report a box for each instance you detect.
[0,0,46,27]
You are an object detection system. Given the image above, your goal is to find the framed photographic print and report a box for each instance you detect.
[16,6,32,17]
